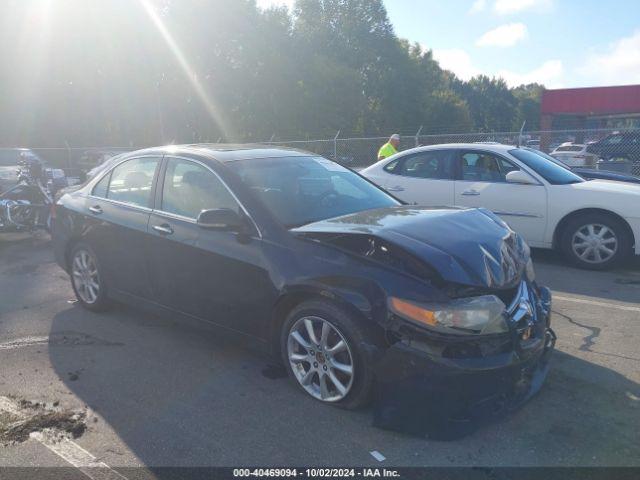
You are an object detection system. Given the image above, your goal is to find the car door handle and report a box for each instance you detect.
[152,224,174,235]
[387,186,405,192]
[88,205,103,215]
[461,189,480,196]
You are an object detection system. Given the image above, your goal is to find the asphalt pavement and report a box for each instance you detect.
[0,232,639,473]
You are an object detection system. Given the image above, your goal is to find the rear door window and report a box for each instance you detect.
[92,172,111,198]
[391,151,454,180]
[106,157,159,208]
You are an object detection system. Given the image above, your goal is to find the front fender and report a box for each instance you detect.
[269,277,389,356]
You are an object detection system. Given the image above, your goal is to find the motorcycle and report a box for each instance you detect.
[0,156,68,233]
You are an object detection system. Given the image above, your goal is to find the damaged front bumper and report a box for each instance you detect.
[373,283,555,440]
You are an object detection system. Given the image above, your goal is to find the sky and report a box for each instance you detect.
[256,0,640,89]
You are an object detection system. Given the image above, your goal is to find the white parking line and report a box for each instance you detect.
[370,450,386,462]
[30,431,128,480]
[553,294,640,313]
[0,397,23,416]
[0,396,127,480]
[0,336,49,350]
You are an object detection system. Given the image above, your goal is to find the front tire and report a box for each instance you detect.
[560,213,632,270]
[69,243,112,312]
[281,300,377,410]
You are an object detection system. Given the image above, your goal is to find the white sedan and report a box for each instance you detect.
[550,142,598,167]
[361,143,640,270]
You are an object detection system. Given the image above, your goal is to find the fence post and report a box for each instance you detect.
[333,130,340,160]
[415,125,423,147]
[518,121,526,147]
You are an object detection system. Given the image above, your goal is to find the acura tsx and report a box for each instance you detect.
[53,145,555,438]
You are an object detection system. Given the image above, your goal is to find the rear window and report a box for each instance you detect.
[556,145,584,152]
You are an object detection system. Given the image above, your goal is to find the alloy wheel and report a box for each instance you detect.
[287,316,355,402]
[571,223,618,264]
[71,249,100,304]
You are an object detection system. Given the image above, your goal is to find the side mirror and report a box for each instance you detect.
[197,208,245,231]
[506,170,536,185]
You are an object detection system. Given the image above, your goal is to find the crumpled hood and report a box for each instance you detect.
[292,206,530,289]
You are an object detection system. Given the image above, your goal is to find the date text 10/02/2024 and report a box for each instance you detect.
[233,468,401,478]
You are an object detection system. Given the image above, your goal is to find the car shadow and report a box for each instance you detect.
[47,304,640,467]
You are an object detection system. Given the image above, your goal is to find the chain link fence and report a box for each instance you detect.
[1,127,639,179]
[270,128,640,175]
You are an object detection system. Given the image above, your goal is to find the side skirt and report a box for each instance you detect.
[108,289,271,355]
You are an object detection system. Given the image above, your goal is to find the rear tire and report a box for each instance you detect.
[281,300,378,410]
[69,242,112,312]
[560,213,632,270]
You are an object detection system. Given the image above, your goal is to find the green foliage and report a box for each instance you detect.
[0,0,542,147]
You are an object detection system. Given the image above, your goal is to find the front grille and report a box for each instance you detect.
[507,281,539,340]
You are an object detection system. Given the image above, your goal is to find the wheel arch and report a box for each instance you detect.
[64,235,85,271]
[269,284,384,359]
[552,208,636,250]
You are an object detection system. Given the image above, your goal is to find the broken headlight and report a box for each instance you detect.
[389,295,508,335]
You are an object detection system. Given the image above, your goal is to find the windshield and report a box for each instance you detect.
[229,156,400,227]
[531,148,571,168]
[509,148,585,185]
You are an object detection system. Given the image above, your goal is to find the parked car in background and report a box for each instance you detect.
[525,139,540,150]
[361,144,640,270]
[52,144,554,439]
[550,142,598,167]
[587,131,640,164]
[537,149,640,184]
[0,148,46,194]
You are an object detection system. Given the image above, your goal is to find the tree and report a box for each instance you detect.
[454,75,518,132]
[511,83,544,131]
[0,0,544,150]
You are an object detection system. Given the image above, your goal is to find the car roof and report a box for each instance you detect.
[123,144,311,163]
[404,143,519,154]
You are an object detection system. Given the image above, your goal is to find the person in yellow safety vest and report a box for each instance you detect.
[378,134,400,161]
